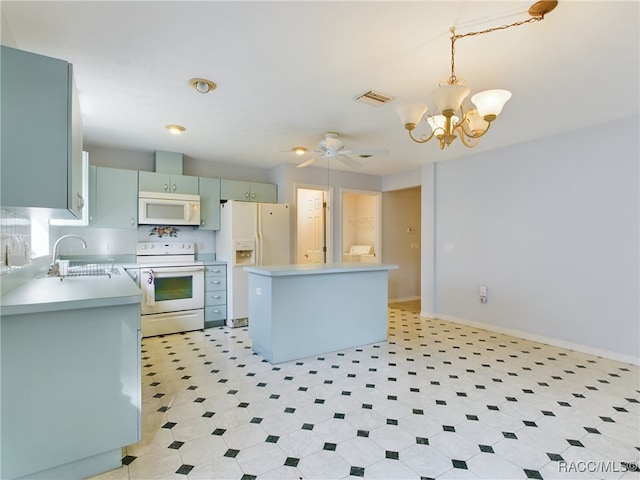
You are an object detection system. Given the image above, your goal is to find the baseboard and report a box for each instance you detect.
[420,312,639,366]
[388,295,420,304]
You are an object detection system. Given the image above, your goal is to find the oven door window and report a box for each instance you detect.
[154,276,193,301]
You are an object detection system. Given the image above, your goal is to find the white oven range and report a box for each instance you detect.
[136,241,205,337]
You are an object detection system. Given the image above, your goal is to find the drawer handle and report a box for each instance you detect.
[213,310,220,314]
[212,280,221,284]
[213,295,221,299]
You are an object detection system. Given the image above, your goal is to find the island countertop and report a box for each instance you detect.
[1,266,142,316]
[244,262,398,276]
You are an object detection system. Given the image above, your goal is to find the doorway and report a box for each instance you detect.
[341,189,381,264]
[296,186,331,264]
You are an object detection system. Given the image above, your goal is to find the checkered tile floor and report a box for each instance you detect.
[90,306,639,479]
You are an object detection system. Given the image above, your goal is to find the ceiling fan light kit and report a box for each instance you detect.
[397,0,557,150]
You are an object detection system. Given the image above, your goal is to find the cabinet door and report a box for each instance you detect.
[170,174,199,194]
[220,179,251,201]
[198,177,221,230]
[250,182,277,203]
[0,46,83,219]
[92,167,138,229]
[138,171,170,193]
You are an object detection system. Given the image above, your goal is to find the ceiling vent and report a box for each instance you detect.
[353,90,394,107]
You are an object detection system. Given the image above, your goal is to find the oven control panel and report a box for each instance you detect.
[137,242,194,255]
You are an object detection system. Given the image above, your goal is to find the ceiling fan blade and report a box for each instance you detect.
[337,154,363,169]
[341,148,389,157]
[297,157,318,168]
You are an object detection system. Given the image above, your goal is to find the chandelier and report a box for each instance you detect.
[396,0,557,149]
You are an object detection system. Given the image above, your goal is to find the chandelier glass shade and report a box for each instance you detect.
[397,0,556,150]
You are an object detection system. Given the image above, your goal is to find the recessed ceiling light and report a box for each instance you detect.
[165,124,185,135]
[189,78,217,94]
[292,147,308,155]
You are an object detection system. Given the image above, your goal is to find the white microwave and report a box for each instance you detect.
[138,191,201,225]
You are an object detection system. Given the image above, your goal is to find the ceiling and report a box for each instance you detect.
[2,1,638,176]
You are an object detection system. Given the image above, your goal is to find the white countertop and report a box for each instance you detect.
[244,262,398,277]
[1,266,142,316]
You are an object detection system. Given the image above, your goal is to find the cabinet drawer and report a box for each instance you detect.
[205,265,226,276]
[205,276,226,291]
[205,305,226,321]
[205,291,226,305]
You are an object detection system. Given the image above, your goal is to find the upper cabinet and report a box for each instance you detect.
[198,177,221,231]
[138,171,199,195]
[0,46,84,219]
[220,179,277,203]
[90,166,138,229]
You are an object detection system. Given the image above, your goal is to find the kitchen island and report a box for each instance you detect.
[245,263,398,363]
[1,267,142,480]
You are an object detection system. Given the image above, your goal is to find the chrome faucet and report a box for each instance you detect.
[49,234,87,276]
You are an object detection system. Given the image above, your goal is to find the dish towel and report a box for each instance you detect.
[146,270,155,306]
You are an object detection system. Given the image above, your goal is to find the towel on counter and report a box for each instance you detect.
[146,270,155,306]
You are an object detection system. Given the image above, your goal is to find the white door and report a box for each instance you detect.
[297,188,326,263]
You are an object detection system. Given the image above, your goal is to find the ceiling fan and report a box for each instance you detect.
[295,132,388,169]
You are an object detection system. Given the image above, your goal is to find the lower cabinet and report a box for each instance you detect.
[1,303,141,479]
[204,263,227,327]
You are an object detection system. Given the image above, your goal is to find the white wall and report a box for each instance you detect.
[421,116,639,364]
[382,167,421,192]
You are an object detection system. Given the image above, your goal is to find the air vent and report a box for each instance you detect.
[353,90,394,107]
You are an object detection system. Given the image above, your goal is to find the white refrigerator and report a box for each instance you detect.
[217,200,290,327]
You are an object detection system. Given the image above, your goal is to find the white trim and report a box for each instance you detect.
[423,313,639,366]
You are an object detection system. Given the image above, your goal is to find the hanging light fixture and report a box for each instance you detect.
[396,0,557,149]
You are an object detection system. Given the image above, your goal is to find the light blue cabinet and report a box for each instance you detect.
[204,263,227,327]
[0,46,84,219]
[198,177,221,230]
[1,302,141,479]
[220,179,277,203]
[139,171,199,195]
[89,166,138,229]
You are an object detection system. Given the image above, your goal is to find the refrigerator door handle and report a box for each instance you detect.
[256,203,262,266]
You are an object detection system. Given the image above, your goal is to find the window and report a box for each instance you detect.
[31,218,49,258]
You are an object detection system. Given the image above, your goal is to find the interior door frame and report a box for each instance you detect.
[294,183,333,264]
[340,188,382,264]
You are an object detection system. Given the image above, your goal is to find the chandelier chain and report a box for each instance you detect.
[449,15,544,84]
